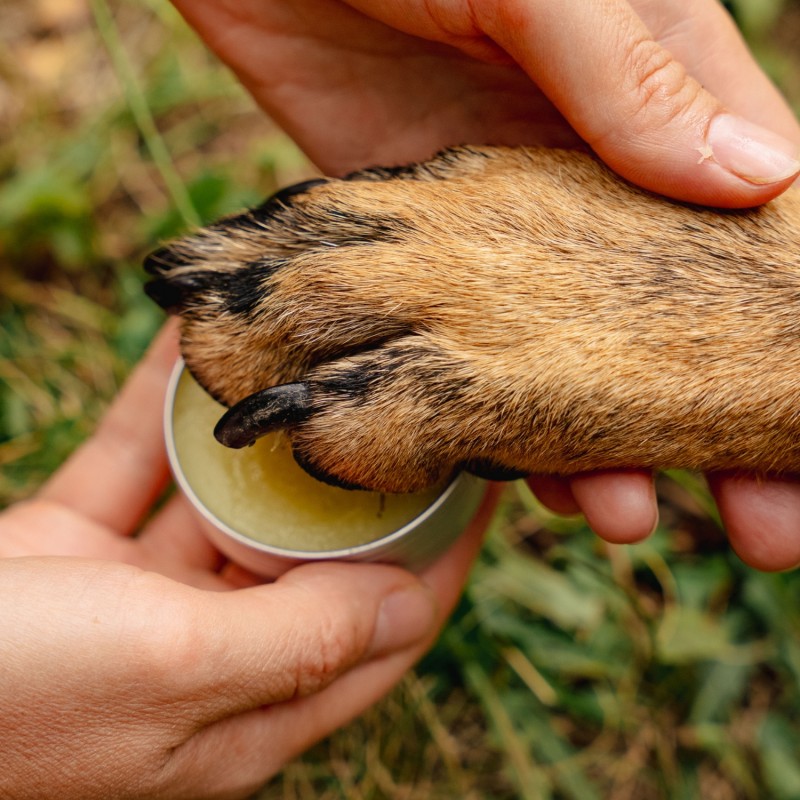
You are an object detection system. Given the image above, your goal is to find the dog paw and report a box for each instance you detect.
[145,173,421,405]
[144,146,530,490]
[145,145,800,490]
[212,333,532,491]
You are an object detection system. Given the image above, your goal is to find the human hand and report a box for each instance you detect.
[169,0,800,570]
[172,0,799,200]
[0,325,496,800]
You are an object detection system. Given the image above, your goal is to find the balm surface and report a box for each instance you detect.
[172,371,443,551]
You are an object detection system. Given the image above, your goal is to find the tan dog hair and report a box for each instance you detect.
[145,147,800,492]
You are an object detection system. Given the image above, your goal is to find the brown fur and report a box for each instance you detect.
[145,147,800,492]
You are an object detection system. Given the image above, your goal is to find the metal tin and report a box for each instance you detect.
[164,360,486,578]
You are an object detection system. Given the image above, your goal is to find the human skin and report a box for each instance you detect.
[0,324,498,799]
[169,0,800,569]
[5,5,798,795]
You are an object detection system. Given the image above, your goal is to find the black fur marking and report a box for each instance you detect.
[215,383,313,448]
[145,273,207,311]
[344,163,421,182]
[315,342,475,406]
[143,244,192,275]
[291,446,368,491]
[322,208,412,245]
[242,202,413,250]
[220,259,285,316]
[464,460,528,482]
[261,178,329,208]
[315,360,388,404]
[344,146,493,183]
[146,259,283,317]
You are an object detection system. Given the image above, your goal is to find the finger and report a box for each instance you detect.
[0,497,232,590]
[136,493,228,576]
[638,0,799,142]
[39,322,179,535]
[0,498,141,562]
[178,563,437,723]
[708,473,800,572]
[192,485,495,716]
[526,475,580,515]
[161,485,496,797]
[167,647,432,798]
[477,0,800,206]
[569,469,658,544]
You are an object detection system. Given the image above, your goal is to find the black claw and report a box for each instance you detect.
[214,383,313,448]
[464,459,528,482]
[144,274,206,312]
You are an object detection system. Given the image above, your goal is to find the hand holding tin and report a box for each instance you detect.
[0,327,490,800]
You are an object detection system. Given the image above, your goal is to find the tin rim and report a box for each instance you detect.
[163,359,464,560]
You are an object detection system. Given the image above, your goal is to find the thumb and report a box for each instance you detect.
[155,497,493,799]
[186,562,438,720]
[479,0,800,207]
[153,563,437,798]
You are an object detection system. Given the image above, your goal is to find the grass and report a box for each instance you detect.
[2,0,800,797]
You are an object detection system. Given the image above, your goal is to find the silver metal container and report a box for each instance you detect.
[164,361,486,578]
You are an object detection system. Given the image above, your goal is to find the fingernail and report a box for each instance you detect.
[705,114,800,185]
[369,583,437,657]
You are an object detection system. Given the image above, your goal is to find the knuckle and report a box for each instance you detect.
[585,35,706,151]
[623,36,702,127]
[288,601,362,698]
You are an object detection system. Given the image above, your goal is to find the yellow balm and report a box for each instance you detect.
[171,369,443,552]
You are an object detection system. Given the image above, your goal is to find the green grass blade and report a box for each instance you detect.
[89,0,200,229]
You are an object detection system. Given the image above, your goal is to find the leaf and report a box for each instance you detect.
[473,554,603,633]
[656,606,747,665]
[758,713,800,800]
[689,662,752,724]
